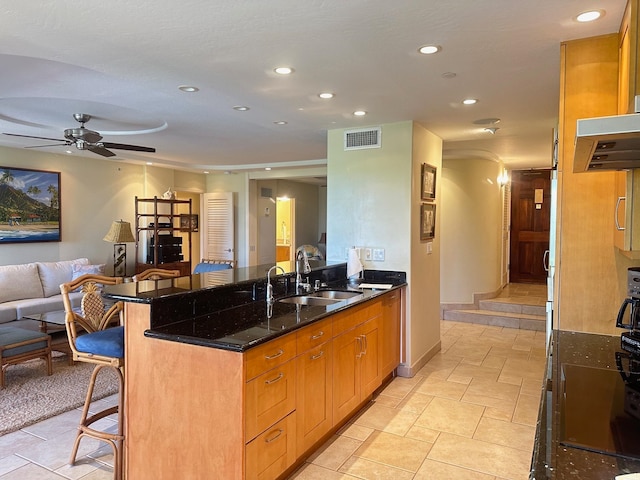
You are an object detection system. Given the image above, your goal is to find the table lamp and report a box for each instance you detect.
[103,220,135,277]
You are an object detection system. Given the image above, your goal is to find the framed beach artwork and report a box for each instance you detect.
[0,167,61,243]
[420,203,436,241]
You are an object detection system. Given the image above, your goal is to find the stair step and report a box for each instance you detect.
[443,309,545,331]
[478,299,546,316]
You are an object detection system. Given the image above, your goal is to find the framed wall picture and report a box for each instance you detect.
[420,203,436,241]
[180,214,199,232]
[0,166,61,243]
[421,163,437,201]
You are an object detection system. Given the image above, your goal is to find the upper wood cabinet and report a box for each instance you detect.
[614,169,640,257]
[619,0,640,115]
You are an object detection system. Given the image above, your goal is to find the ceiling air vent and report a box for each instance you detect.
[344,127,382,151]
[260,187,273,198]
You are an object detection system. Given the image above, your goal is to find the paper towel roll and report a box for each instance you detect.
[347,248,363,279]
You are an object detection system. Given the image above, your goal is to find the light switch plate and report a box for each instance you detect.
[364,248,372,261]
[372,248,385,261]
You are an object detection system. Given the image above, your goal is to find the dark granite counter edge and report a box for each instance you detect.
[144,283,406,352]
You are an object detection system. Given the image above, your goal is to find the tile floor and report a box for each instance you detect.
[0,286,547,480]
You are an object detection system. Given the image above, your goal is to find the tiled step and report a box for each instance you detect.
[479,299,546,317]
[443,308,545,331]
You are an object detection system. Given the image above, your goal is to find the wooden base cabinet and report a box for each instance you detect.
[124,289,403,480]
[381,290,401,377]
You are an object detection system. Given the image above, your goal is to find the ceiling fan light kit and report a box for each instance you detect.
[3,113,156,158]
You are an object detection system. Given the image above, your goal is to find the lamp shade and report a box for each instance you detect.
[103,220,135,243]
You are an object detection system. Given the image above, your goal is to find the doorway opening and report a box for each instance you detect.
[276,196,295,262]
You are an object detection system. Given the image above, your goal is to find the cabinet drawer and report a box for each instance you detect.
[245,333,297,381]
[296,317,332,353]
[246,412,297,480]
[245,360,296,441]
[332,301,382,337]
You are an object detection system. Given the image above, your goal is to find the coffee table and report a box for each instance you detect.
[22,310,73,364]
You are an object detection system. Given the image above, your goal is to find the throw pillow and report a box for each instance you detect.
[71,264,106,292]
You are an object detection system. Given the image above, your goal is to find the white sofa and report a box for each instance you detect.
[0,258,95,324]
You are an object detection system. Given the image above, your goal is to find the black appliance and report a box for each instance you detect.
[617,267,640,355]
[147,234,183,264]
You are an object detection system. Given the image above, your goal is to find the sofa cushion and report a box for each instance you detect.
[37,258,89,297]
[0,305,18,324]
[14,292,83,319]
[0,263,44,303]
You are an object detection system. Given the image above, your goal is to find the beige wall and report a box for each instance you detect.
[0,145,205,274]
[327,121,442,375]
[440,157,504,304]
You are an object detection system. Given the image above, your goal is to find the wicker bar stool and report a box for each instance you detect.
[60,274,125,480]
[131,268,180,281]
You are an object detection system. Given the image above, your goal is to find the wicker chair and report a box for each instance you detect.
[60,274,125,480]
[131,268,181,281]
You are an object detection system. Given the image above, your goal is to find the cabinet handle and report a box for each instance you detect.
[310,351,324,361]
[264,429,283,443]
[362,335,368,355]
[356,336,362,358]
[616,196,626,231]
[543,250,549,272]
[310,331,324,340]
[264,349,284,360]
[265,372,284,385]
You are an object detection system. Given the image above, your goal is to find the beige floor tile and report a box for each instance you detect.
[414,397,484,438]
[497,373,523,386]
[487,345,530,360]
[473,417,536,452]
[448,363,501,384]
[415,458,497,480]
[0,431,46,458]
[289,462,360,479]
[481,354,507,370]
[379,376,422,398]
[353,430,432,472]
[428,433,531,480]
[339,455,416,479]
[307,435,362,470]
[372,393,402,408]
[405,424,440,443]
[521,377,544,396]
[499,357,545,382]
[337,422,375,442]
[395,391,434,415]
[352,403,419,436]
[0,462,66,479]
[483,403,515,422]
[512,394,540,427]
[462,378,521,408]
[0,454,29,477]
[414,377,468,401]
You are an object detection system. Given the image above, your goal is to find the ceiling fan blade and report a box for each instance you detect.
[24,143,70,149]
[101,142,156,153]
[3,132,67,143]
[87,145,116,157]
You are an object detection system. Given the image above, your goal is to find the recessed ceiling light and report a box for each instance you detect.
[462,98,478,105]
[441,72,457,79]
[65,150,73,154]
[576,10,604,22]
[319,92,334,99]
[146,161,153,165]
[418,45,441,55]
[203,171,209,174]
[353,110,367,116]
[274,121,288,125]
[233,106,250,111]
[274,66,294,75]
[484,127,499,134]
[178,85,199,92]
[474,117,501,125]
[265,167,272,171]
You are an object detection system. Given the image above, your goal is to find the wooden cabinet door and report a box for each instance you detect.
[245,412,297,480]
[359,315,382,397]
[614,170,630,251]
[296,342,333,455]
[332,327,361,424]
[381,291,401,377]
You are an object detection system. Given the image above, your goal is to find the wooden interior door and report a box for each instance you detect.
[509,170,551,284]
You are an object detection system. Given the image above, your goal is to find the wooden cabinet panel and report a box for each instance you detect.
[614,169,640,257]
[245,333,297,381]
[619,0,640,115]
[296,342,333,455]
[381,291,401,377]
[245,412,297,480]
[332,327,361,423]
[245,360,296,441]
[359,316,382,396]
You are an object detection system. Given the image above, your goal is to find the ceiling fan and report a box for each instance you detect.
[3,113,156,157]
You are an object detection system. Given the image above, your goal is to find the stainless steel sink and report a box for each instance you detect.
[311,290,362,300]
[278,296,342,306]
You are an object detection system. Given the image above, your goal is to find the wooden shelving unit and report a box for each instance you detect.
[134,196,193,276]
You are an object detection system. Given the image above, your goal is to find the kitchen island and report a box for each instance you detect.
[531,330,640,479]
[103,262,406,480]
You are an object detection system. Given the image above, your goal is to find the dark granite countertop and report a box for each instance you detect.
[531,330,640,479]
[103,262,406,353]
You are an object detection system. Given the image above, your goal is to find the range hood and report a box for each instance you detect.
[574,96,640,172]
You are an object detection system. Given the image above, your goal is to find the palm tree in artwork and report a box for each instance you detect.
[47,184,59,212]
[27,185,41,197]
[0,169,14,185]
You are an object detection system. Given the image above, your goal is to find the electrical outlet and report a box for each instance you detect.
[364,248,372,261]
[372,248,385,261]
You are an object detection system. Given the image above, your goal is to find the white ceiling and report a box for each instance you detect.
[0,1,627,174]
